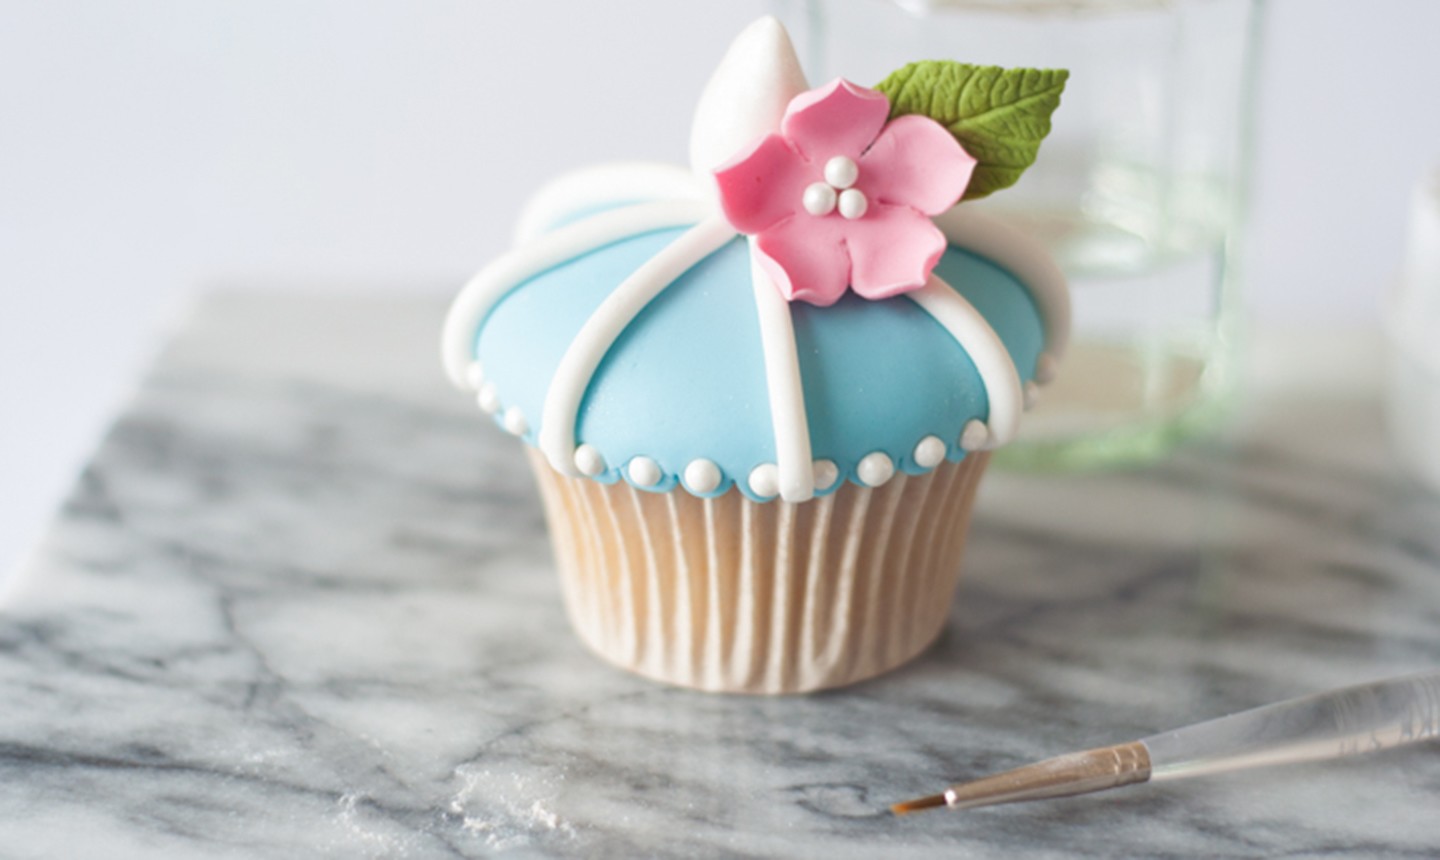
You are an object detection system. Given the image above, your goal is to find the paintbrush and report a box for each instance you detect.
[892,669,1440,816]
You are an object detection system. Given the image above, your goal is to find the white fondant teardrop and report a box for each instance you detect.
[688,16,808,183]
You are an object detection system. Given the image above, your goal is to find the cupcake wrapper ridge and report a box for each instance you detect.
[528,449,989,694]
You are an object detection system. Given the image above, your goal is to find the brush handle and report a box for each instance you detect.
[1142,670,1440,781]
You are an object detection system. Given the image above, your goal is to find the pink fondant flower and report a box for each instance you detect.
[714,78,977,306]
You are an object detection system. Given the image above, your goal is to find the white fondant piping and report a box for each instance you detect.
[513,162,707,243]
[934,206,1071,361]
[748,239,816,503]
[909,273,1025,448]
[441,199,713,388]
[539,216,737,476]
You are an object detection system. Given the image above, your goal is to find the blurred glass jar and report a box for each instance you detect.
[774,0,1264,469]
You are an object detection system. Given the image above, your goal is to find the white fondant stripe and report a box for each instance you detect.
[748,240,816,503]
[933,206,1071,361]
[908,274,1025,449]
[513,162,707,243]
[539,216,737,476]
[441,199,713,388]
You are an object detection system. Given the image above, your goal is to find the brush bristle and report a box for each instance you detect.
[890,793,948,816]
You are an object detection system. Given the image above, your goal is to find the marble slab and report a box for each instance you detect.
[2,291,1438,858]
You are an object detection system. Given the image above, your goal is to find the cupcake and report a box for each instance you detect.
[441,18,1069,693]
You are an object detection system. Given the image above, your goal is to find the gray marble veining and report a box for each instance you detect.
[2,291,1438,858]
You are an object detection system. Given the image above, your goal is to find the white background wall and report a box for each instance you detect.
[3,0,1439,575]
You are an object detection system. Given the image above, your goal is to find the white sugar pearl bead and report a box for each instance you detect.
[823,156,859,189]
[477,383,500,414]
[857,451,895,487]
[684,459,721,494]
[748,463,780,499]
[574,444,605,476]
[838,188,868,220]
[628,456,662,487]
[502,407,528,436]
[913,435,947,469]
[1035,351,1059,385]
[961,419,990,451]
[803,182,838,216]
[812,459,839,491]
[464,361,485,390]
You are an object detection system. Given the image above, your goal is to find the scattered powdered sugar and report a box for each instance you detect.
[332,792,417,857]
[449,765,576,851]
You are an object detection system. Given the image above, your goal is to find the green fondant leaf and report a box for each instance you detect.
[875,61,1069,201]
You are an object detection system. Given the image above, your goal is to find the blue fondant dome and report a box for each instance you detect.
[447,189,1059,503]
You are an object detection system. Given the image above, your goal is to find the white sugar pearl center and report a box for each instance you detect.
[823,156,859,189]
[803,157,867,219]
[838,188,868,220]
[802,182,838,216]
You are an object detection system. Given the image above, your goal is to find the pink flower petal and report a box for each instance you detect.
[714,133,812,234]
[859,115,976,215]
[780,78,891,163]
[754,216,852,306]
[844,203,948,300]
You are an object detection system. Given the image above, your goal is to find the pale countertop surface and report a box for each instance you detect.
[1,291,1437,858]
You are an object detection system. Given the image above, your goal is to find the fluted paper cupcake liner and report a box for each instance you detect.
[528,450,990,694]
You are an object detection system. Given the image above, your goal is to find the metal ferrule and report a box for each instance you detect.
[944,741,1153,811]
